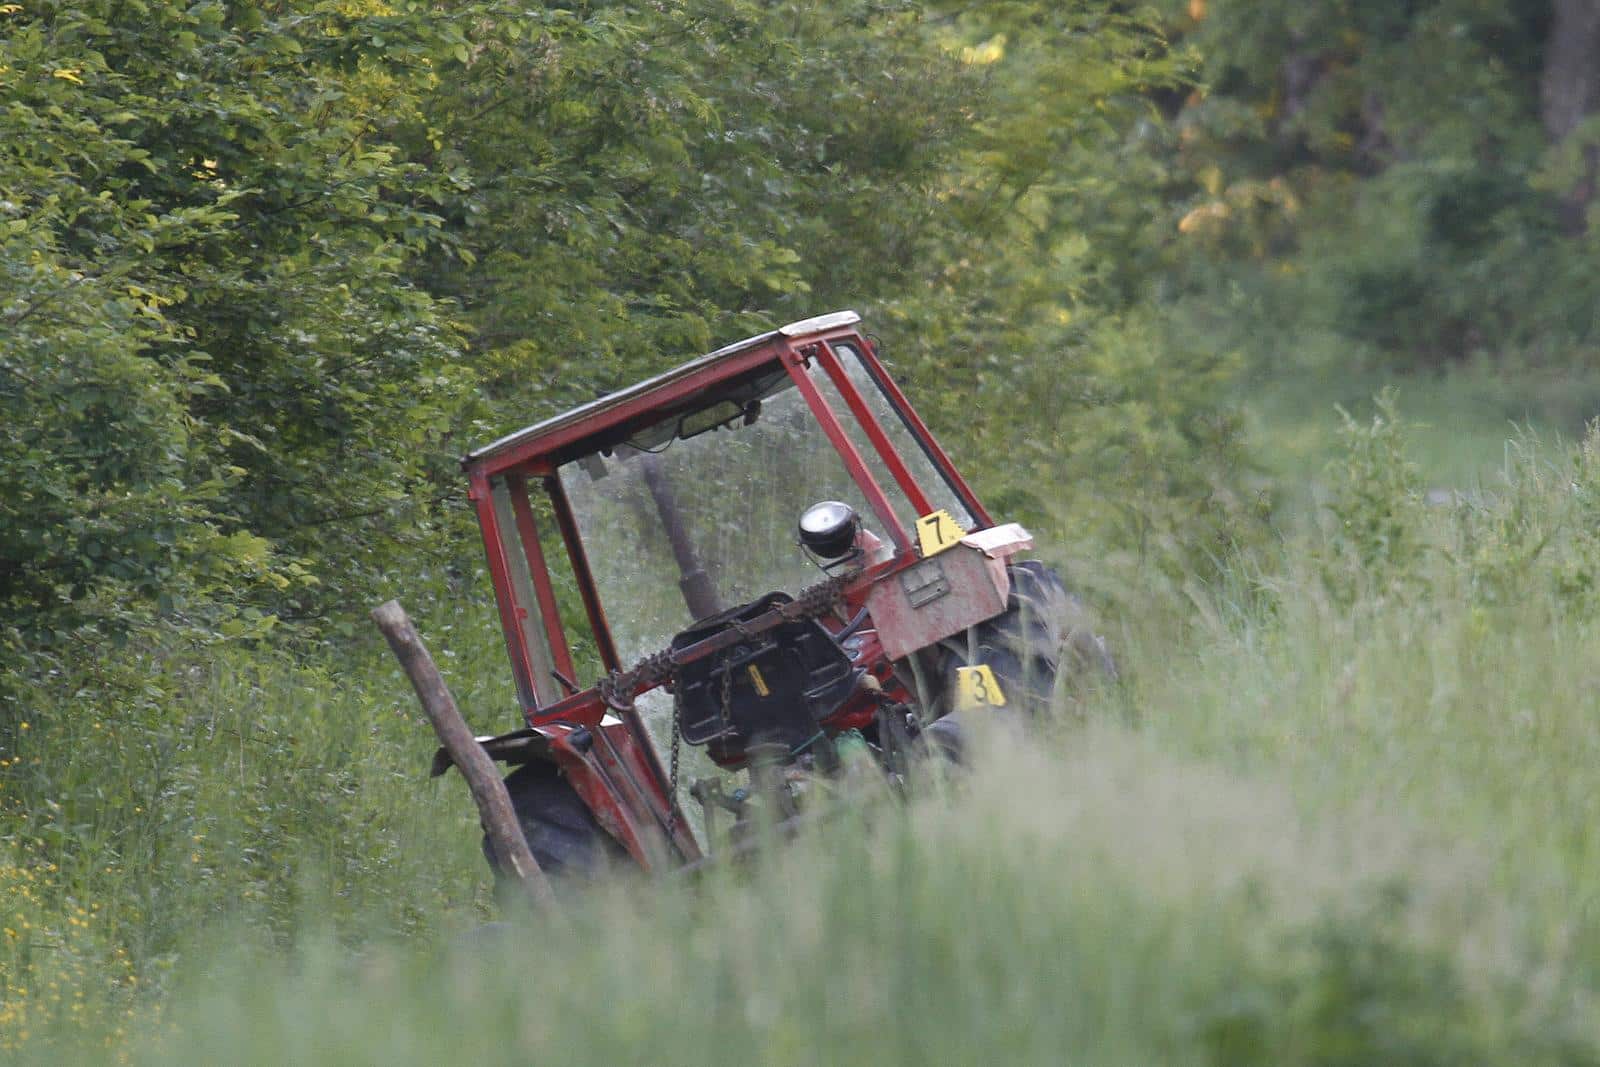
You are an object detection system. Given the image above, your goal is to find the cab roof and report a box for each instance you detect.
[462,311,860,473]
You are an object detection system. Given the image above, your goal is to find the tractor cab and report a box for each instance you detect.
[456,311,1048,877]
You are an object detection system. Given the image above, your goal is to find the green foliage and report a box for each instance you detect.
[1321,390,1424,589]
[0,573,513,1051]
[400,0,980,410]
[1154,0,1600,369]
[1,0,485,652]
[4,0,1226,654]
[1444,420,1600,610]
[853,4,1265,595]
[1063,314,1260,568]
[12,706,1600,1064]
[14,408,1600,1064]
[1,10,268,648]
[35,3,1600,1061]
[1312,391,1600,616]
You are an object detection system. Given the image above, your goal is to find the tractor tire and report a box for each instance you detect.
[481,761,629,896]
[936,560,1116,720]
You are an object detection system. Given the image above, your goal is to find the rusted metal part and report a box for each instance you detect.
[612,722,701,863]
[960,522,1035,595]
[547,730,658,872]
[597,649,676,713]
[470,471,545,711]
[463,313,860,470]
[865,544,1011,662]
[431,718,697,873]
[506,474,578,684]
[593,723,702,867]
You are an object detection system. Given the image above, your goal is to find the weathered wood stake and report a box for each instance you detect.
[371,599,555,909]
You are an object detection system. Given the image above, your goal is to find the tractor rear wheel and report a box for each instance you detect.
[935,560,1115,720]
[481,761,628,895]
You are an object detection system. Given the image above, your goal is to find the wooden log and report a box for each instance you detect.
[371,599,555,908]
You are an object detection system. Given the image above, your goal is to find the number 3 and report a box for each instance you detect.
[955,664,1007,710]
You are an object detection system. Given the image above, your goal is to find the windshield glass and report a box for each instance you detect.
[561,368,881,666]
[554,349,975,845]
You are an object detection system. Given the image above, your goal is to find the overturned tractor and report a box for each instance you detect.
[394,311,1111,894]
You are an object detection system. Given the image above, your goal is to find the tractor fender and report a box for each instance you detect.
[428,724,557,778]
[548,726,675,872]
[433,721,663,872]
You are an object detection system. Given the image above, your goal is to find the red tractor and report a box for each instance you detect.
[437,311,1110,886]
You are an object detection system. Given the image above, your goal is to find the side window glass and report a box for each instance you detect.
[827,343,975,531]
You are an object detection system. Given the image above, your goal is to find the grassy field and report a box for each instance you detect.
[1243,359,1600,501]
[7,378,1600,1064]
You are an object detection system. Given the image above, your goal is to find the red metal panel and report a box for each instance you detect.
[465,327,795,468]
[538,724,702,873]
[852,338,993,528]
[549,734,656,871]
[780,343,914,554]
[506,474,577,685]
[595,723,703,865]
[865,545,1010,662]
[813,339,936,518]
[470,472,541,711]
[470,343,789,478]
[527,690,606,728]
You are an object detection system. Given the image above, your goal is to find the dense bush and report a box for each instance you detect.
[2,0,1242,651]
[0,0,484,655]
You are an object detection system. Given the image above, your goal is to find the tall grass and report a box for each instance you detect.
[19,728,1578,1066]
[8,405,1600,1063]
[0,570,519,1052]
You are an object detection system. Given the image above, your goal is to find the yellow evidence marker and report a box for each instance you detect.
[955,664,1007,710]
[916,508,966,557]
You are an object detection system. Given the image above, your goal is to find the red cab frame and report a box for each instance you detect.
[459,311,990,870]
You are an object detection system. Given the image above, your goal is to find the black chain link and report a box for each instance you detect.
[719,653,734,741]
[666,685,683,836]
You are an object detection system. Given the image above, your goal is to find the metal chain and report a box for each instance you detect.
[666,686,683,836]
[599,647,675,711]
[720,653,734,740]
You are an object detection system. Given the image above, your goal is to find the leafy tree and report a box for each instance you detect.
[1,0,1243,662]
[1,0,482,653]
[403,0,980,410]
[1153,0,1600,366]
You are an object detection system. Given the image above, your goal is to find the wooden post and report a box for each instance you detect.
[371,599,555,908]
